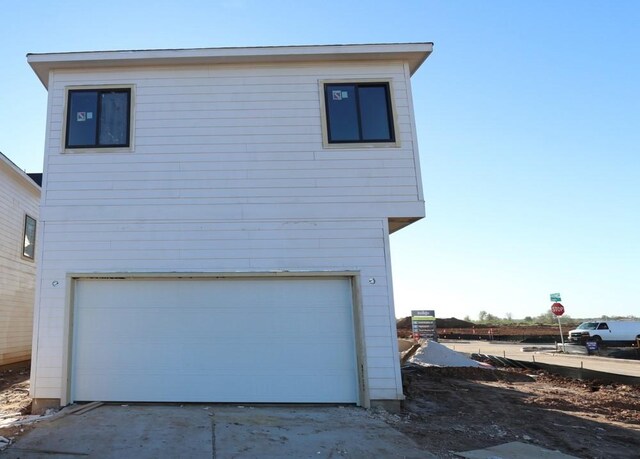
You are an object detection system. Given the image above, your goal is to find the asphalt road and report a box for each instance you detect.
[441,341,640,378]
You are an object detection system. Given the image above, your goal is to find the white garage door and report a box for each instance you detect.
[71,277,358,403]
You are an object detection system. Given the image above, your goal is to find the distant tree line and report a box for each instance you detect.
[465,311,639,326]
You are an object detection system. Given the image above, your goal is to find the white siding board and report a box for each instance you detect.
[130,133,412,146]
[136,117,323,129]
[365,346,395,359]
[369,388,400,400]
[364,316,392,328]
[40,202,424,222]
[135,125,324,137]
[45,237,384,252]
[48,157,412,173]
[45,171,417,189]
[136,82,321,95]
[45,185,417,200]
[366,367,397,379]
[49,141,415,155]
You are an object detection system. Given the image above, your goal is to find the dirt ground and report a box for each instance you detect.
[3,362,640,458]
[378,364,640,458]
[0,363,33,443]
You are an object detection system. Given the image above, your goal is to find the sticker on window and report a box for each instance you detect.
[87,112,93,119]
[77,112,86,122]
[341,91,349,99]
[332,90,342,101]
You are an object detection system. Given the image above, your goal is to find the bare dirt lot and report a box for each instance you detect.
[0,365,31,416]
[0,363,33,443]
[384,364,640,458]
[397,319,576,341]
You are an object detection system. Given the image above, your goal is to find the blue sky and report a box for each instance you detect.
[1,1,638,320]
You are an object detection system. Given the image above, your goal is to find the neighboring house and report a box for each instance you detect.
[0,152,40,366]
[27,43,432,413]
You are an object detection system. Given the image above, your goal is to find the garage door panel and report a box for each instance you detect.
[75,371,358,403]
[72,277,358,403]
[76,342,354,376]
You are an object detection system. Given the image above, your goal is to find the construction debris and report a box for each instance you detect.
[68,402,103,416]
[0,435,10,451]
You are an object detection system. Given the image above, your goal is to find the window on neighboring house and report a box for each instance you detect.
[323,82,395,144]
[65,88,131,148]
[23,215,36,260]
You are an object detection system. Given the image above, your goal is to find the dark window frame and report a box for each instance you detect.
[324,82,395,144]
[22,214,36,260]
[65,88,132,149]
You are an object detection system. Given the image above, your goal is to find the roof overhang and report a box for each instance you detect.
[0,152,41,192]
[27,42,433,88]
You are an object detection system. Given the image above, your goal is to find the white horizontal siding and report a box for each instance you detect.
[43,61,421,220]
[0,162,39,366]
[33,218,400,401]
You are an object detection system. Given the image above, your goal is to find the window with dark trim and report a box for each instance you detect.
[65,88,131,148]
[324,83,395,143]
[23,215,36,259]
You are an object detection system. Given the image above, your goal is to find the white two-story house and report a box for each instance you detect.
[27,43,432,413]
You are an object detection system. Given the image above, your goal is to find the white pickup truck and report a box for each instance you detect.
[568,321,640,346]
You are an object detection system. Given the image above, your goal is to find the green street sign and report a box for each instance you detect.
[550,293,561,302]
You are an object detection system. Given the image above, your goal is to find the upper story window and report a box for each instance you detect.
[23,215,36,260]
[65,88,131,149]
[323,82,395,144]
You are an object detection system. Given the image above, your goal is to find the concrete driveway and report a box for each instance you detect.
[1,405,435,458]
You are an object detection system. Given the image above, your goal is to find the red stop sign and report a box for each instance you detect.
[551,302,565,316]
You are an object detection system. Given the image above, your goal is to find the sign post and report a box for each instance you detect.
[411,310,437,341]
[550,296,565,351]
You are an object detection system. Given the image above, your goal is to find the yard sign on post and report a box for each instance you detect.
[550,293,565,351]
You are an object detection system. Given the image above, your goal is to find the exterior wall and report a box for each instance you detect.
[32,219,401,402]
[42,61,422,221]
[32,59,423,403]
[0,159,40,366]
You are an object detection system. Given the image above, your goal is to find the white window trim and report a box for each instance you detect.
[318,78,401,149]
[61,84,135,154]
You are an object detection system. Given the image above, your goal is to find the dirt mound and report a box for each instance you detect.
[396,316,476,329]
[409,340,483,368]
[396,316,479,338]
[436,317,476,328]
[396,316,412,329]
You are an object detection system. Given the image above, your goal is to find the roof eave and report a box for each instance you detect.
[27,43,433,89]
[0,152,41,192]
